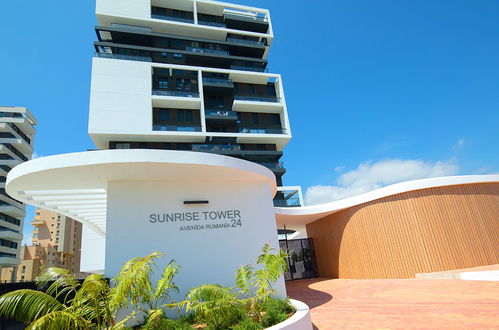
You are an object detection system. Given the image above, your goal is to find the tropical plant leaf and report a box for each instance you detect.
[37,267,80,303]
[110,252,162,312]
[26,310,90,330]
[73,273,112,326]
[0,289,64,323]
[152,259,180,305]
[235,264,253,294]
[143,309,165,330]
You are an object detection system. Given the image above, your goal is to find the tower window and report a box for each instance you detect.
[159,109,170,121]
[158,78,169,89]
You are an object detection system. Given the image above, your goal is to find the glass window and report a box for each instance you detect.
[159,109,169,121]
[272,114,280,125]
[186,110,193,121]
[178,110,185,121]
[158,78,169,89]
[267,85,275,96]
[248,85,255,94]
[257,144,266,151]
[252,113,259,124]
[116,143,131,149]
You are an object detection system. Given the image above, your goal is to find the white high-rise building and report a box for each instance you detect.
[0,106,36,280]
[89,0,302,207]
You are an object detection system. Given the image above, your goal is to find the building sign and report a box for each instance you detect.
[148,209,242,231]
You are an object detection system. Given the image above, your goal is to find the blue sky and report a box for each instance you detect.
[1,0,498,241]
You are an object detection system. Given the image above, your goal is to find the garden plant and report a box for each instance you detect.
[0,244,294,329]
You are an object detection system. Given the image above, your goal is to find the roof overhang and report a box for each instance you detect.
[6,149,277,237]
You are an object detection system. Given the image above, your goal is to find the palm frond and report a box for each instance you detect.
[73,274,112,326]
[152,259,180,305]
[143,309,165,330]
[235,264,253,294]
[110,252,163,311]
[26,310,90,330]
[37,267,80,303]
[0,289,64,323]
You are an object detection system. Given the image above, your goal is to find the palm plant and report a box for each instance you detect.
[0,252,180,329]
[180,243,289,326]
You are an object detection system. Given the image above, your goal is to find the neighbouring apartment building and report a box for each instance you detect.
[0,209,83,282]
[0,106,36,281]
[89,0,302,207]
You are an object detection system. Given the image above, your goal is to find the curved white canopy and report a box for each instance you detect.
[275,174,499,226]
[6,150,277,236]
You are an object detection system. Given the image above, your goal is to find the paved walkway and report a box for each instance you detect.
[286,278,499,329]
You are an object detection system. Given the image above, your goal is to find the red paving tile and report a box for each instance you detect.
[286,278,499,329]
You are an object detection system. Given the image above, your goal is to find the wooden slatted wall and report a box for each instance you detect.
[306,183,499,279]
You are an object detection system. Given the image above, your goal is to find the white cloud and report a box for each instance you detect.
[305,159,459,205]
[453,138,465,151]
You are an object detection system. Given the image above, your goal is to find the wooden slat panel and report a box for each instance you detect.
[306,183,499,279]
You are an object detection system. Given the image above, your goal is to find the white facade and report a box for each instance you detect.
[96,0,274,47]
[6,149,285,298]
[0,106,36,269]
[89,58,291,150]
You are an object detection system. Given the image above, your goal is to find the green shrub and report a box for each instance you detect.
[230,316,261,330]
[259,297,295,327]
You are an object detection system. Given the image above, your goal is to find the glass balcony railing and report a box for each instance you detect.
[223,10,269,23]
[198,20,227,28]
[234,95,280,103]
[95,52,151,62]
[202,77,234,87]
[153,125,202,132]
[205,109,238,118]
[192,144,241,152]
[273,197,301,208]
[226,37,265,47]
[229,65,266,72]
[151,14,194,24]
[259,162,285,170]
[152,90,200,98]
[0,112,23,119]
[238,128,286,134]
[186,47,229,56]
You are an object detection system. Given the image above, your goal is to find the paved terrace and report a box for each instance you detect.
[286,278,499,329]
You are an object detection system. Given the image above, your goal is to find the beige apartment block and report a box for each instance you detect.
[1,209,83,282]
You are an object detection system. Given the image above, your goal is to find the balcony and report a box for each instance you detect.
[232,95,283,113]
[152,90,199,98]
[151,14,194,24]
[223,9,269,33]
[273,197,301,208]
[273,188,302,207]
[226,37,265,47]
[95,52,151,62]
[202,77,234,89]
[234,95,279,103]
[192,144,241,152]
[198,20,227,28]
[31,220,44,226]
[229,65,266,72]
[205,109,238,122]
[186,47,229,56]
[0,228,22,241]
[238,128,286,134]
[153,125,202,132]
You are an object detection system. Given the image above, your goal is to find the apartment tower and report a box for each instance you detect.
[1,209,83,282]
[89,0,301,207]
[0,106,36,281]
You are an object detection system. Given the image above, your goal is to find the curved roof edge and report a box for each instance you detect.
[275,174,499,225]
[6,149,277,236]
